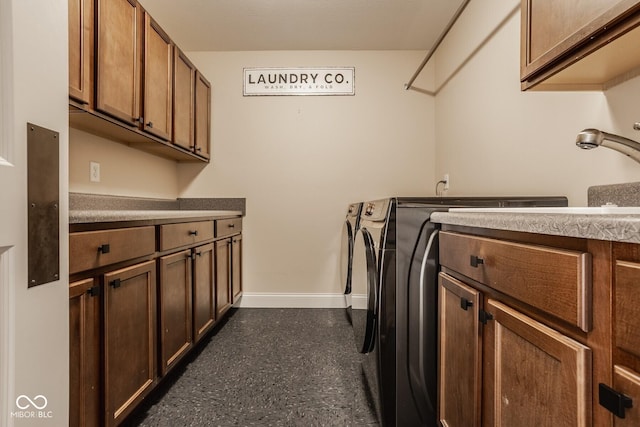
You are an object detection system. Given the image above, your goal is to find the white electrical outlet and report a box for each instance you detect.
[443,173,450,190]
[90,162,101,182]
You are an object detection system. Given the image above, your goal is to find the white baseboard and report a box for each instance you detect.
[235,292,348,308]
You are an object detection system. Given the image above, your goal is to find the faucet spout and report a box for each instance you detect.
[576,128,640,165]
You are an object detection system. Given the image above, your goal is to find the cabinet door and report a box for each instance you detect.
[159,250,192,375]
[173,46,195,151]
[521,0,640,81]
[193,242,215,342]
[68,0,93,104]
[613,365,640,426]
[484,299,591,427]
[142,12,173,140]
[104,260,156,426]
[194,71,211,160]
[96,0,141,125]
[215,239,232,318]
[231,234,242,303]
[69,278,101,427]
[438,273,482,427]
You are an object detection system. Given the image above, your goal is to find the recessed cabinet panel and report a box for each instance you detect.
[216,239,232,318]
[143,13,173,140]
[194,71,211,160]
[521,0,640,89]
[484,299,591,426]
[159,250,192,375]
[614,260,640,359]
[69,278,101,427]
[231,234,242,303]
[438,273,482,427]
[104,260,156,425]
[96,0,141,124]
[173,47,195,151]
[193,243,215,342]
[613,365,640,426]
[68,0,93,104]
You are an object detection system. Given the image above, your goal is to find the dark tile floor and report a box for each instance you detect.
[125,308,379,426]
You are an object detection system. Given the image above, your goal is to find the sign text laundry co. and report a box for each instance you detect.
[243,67,355,96]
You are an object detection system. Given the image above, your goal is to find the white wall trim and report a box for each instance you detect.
[236,292,347,308]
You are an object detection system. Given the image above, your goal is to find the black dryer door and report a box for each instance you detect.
[351,227,378,354]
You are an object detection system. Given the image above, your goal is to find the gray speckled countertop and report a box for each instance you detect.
[70,209,242,225]
[431,211,640,243]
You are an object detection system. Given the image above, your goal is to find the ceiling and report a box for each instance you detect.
[138,0,466,52]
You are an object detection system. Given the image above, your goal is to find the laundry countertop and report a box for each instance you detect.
[430,209,640,244]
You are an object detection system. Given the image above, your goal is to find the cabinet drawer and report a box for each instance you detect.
[159,221,213,251]
[70,226,155,274]
[216,218,242,238]
[439,231,592,331]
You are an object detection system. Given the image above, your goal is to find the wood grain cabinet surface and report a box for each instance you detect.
[193,242,216,343]
[104,260,157,426]
[68,0,93,105]
[69,217,241,425]
[521,0,640,90]
[610,244,640,423]
[96,0,142,125]
[68,0,211,162]
[142,12,173,141]
[159,250,193,375]
[438,227,607,426]
[172,47,196,152]
[69,277,101,427]
[194,71,211,160]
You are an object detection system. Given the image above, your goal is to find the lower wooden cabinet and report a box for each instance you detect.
[193,242,215,343]
[159,249,193,375]
[215,238,232,318]
[438,272,592,427]
[104,260,157,426]
[438,274,482,427]
[69,278,101,427]
[69,217,242,425]
[484,299,591,426]
[231,234,242,303]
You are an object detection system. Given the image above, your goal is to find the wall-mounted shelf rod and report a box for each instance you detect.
[404,0,471,91]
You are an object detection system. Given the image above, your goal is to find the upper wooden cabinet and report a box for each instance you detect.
[142,12,173,141]
[68,0,93,105]
[173,47,196,152]
[96,0,142,125]
[521,0,640,90]
[69,0,211,162]
[194,71,212,160]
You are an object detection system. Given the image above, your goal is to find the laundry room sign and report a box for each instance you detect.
[243,67,355,96]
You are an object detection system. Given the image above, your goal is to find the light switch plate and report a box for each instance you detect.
[90,161,100,182]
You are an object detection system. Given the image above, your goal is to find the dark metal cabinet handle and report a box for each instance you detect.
[98,244,110,254]
[87,286,100,297]
[146,121,153,128]
[110,279,121,289]
[460,298,473,311]
[599,383,633,418]
[189,230,198,236]
[228,224,235,228]
[196,147,202,152]
[470,255,484,268]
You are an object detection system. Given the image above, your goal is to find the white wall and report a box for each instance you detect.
[4,0,69,424]
[69,128,179,198]
[177,51,436,298]
[433,0,640,205]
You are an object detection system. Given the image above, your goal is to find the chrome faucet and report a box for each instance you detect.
[576,128,640,165]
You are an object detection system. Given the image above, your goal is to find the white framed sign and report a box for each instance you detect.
[243,67,355,96]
